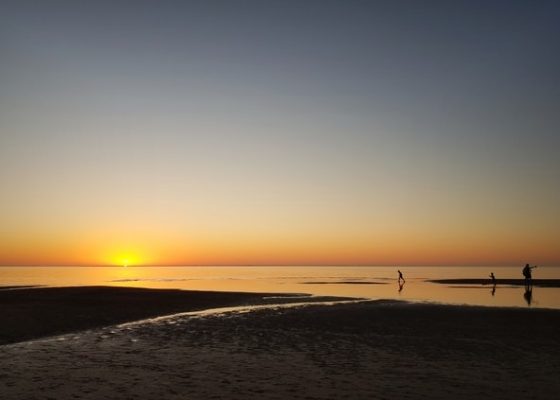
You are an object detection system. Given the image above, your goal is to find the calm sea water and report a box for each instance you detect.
[1,266,559,309]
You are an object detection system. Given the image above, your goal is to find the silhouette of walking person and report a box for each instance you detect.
[398,270,405,284]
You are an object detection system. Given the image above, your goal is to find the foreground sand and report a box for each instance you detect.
[1,294,559,400]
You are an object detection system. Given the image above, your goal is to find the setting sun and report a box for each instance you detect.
[108,252,144,268]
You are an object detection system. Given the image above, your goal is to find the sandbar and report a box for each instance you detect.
[429,278,560,287]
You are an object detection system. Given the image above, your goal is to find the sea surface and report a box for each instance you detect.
[1,266,559,309]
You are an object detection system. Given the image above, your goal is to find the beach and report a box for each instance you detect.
[1,286,559,399]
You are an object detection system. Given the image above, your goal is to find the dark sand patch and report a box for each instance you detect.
[0,286,352,345]
[0,285,41,290]
[429,279,560,287]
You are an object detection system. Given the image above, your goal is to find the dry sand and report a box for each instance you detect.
[1,289,559,400]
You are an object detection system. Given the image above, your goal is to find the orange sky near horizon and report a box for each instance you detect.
[2,156,558,267]
[1,213,558,266]
[1,161,559,266]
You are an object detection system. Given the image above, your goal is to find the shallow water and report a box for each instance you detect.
[1,265,559,309]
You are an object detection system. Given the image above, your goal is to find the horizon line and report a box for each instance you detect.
[0,263,555,268]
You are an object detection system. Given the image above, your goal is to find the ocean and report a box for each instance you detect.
[1,265,559,309]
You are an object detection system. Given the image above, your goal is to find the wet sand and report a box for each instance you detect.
[1,291,559,400]
[429,279,560,287]
[0,286,345,345]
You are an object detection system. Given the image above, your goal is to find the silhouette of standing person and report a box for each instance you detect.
[398,270,405,284]
[522,264,537,288]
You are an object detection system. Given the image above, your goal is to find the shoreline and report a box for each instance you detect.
[2,284,559,346]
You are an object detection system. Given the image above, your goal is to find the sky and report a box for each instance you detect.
[1,0,559,266]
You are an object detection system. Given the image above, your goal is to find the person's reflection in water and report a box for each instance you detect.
[398,280,405,293]
[523,286,533,306]
[491,284,496,296]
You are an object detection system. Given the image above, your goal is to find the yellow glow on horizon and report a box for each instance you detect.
[107,251,144,267]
